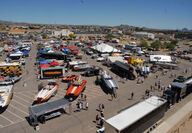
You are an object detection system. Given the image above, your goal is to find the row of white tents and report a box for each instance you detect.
[91,43,173,63]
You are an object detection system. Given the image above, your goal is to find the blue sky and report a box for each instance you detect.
[0,0,192,29]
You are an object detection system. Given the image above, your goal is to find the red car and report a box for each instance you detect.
[62,75,79,82]
[66,79,87,101]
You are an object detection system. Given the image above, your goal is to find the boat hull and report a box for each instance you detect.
[34,83,58,104]
[0,85,14,108]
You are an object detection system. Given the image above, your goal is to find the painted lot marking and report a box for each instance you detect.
[0,120,24,129]
[13,94,32,105]
[16,93,33,101]
[9,104,28,115]
[23,90,37,95]
[0,115,13,124]
[6,110,25,121]
[12,99,28,108]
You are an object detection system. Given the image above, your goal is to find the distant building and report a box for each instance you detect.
[133,32,155,39]
[9,29,25,35]
[52,29,73,37]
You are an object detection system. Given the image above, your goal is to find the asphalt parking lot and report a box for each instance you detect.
[0,42,192,133]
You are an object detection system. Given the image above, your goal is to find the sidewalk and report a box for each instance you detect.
[152,99,192,133]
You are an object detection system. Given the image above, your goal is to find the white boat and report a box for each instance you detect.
[100,71,119,90]
[0,76,22,85]
[0,85,14,108]
[34,82,59,104]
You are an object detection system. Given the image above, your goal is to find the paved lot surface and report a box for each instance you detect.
[0,42,191,133]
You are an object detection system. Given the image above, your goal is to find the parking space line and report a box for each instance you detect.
[0,115,14,124]
[23,90,36,95]
[16,93,33,100]
[85,90,105,97]
[12,99,28,108]
[1,120,24,129]
[13,94,32,104]
[6,110,25,121]
[56,93,65,97]
[58,89,66,93]
[9,105,28,115]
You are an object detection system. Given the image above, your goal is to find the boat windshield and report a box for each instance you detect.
[73,81,82,86]
[105,77,113,80]
[48,82,56,86]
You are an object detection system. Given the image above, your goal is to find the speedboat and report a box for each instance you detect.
[73,64,94,71]
[66,77,87,101]
[34,82,59,104]
[62,75,79,82]
[0,85,14,108]
[100,71,119,90]
[0,76,22,85]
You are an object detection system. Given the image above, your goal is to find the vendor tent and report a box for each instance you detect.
[69,46,76,50]
[38,49,46,53]
[50,60,59,66]
[40,63,50,68]
[91,43,121,53]
[40,60,49,65]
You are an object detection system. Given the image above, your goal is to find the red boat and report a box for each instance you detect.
[66,78,87,100]
[62,75,79,82]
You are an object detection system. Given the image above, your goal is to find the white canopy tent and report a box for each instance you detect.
[91,43,121,53]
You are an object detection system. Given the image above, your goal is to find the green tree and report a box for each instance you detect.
[105,34,116,39]
[69,33,75,39]
[161,42,169,49]
[151,41,161,50]
[0,26,6,30]
[140,40,148,48]
[167,43,176,51]
[170,40,178,45]
[42,34,47,39]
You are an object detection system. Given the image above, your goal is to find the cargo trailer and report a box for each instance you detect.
[105,96,167,133]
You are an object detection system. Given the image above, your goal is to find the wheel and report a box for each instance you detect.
[95,77,101,85]
[82,87,86,92]
[69,97,73,101]
[39,115,46,124]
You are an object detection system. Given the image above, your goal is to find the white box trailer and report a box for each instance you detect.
[149,55,172,63]
[105,96,167,133]
[105,56,126,66]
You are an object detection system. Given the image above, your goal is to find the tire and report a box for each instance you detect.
[69,97,73,101]
[39,115,45,124]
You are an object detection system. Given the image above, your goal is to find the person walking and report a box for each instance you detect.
[85,102,88,110]
[101,104,104,111]
[161,84,165,91]
[96,114,100,125]
[131,92,134,99]
[84,94,87,101]
[79,102,82,111]
[150,85,153,91]
[81,93,83,100]
[100,116,104,127]
[141,77,144,83]
[158,84,161,90]
[100,111,104,117]
[111,94,114,101]
[99,104,102,111]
